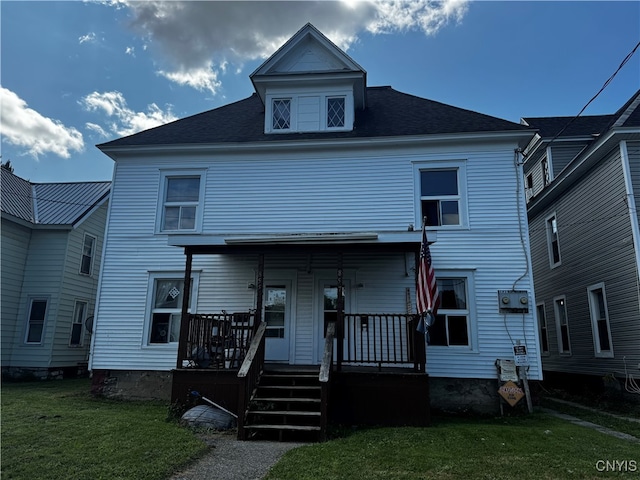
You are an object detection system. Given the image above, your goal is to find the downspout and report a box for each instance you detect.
[619,141,640,302]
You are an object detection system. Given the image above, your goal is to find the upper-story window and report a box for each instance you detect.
[327,97,345,128]
[265,92,352,134]
[420,169,461,227]
[541,157,550,187]
[80,233,96,275]
[525,173,534,202]
[158,172,205,233]
[272,98,291,130]
[546,213,561,267]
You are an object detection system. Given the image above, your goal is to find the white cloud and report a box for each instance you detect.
[80,91,177,137]
[85,122,109,138]
[0,87,84,159]
[125,46,135,56]
[116,0,468,92]
[158,62,221,95]
[79,32,97,44]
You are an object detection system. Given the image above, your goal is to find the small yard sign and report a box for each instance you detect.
[498,381,525,407]
[513,345,529,366]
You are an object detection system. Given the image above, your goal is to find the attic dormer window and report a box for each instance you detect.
[327,97,345,128]
[272,98,291,130]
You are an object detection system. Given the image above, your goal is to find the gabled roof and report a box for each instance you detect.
[250,23,367,108]
[0,168,111,227]
[98,86,532,150]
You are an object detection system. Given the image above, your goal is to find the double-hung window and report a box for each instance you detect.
[587,283,613,357]
[147,274,198,345]
[25,298,47,344]
[419,168,462,227]
[546,213,561,267]
[69,301,87,346]
[554,296,571,354]
[159,172,204,233]
[428,276,471,347]
[536,303,549,354]
[80,233,96,275]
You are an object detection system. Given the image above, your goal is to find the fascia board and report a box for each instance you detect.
[99,129,537,159]
[527,128,639,218]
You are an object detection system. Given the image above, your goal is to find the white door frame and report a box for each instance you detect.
[263,270,297,363]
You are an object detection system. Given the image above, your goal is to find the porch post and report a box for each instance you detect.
[336,252,344,371]
[255,253,265,328]
[176,247,193,369]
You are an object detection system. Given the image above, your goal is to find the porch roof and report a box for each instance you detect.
[167,230,435,254]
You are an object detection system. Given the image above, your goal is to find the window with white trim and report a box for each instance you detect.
[158,172,204,233]
[428,277,471,347]
[587,283,613,357]
[272,98,291,130]
[553,296,571,354]
[541,157,550,187]
[536,303,549,354]
[326,97,345,128]
[546,213,561,267]
[419,168,462,227]
[69,301,87,346]
[147,274,198,345]
[80,233,96,275]
[25,298,47,344]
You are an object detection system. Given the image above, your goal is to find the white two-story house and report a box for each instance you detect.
[90,24,540,439]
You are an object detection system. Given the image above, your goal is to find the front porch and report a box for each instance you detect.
[170,239,431,440]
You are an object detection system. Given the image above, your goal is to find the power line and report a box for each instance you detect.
[546,40,640,147]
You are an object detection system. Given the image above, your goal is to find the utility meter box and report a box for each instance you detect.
[498,290,529,313]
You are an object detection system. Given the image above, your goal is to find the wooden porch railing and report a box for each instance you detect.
[342,314,425,371]
[180,312,257,369]
[237,321,267,441]
[319,321,335,441]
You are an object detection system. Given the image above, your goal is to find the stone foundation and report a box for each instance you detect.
[91,370,173,402]
[2,365,87,381]
[429,377,503,415]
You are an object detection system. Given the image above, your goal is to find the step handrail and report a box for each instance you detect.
[237,321,267,440]
[319,321,335,441]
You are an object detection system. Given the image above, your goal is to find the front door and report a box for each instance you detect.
[264,279,293,362]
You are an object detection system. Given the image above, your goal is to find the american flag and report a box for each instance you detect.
[417,223,439,315]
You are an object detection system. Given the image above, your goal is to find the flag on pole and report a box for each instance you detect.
[416,222,439,316]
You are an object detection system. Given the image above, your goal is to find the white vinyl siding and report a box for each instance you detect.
[91,140,542,380]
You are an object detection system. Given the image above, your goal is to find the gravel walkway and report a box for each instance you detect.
[169,431,306,480]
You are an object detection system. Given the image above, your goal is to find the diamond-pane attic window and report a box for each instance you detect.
[327,97,345,128]
[272,99,291,130]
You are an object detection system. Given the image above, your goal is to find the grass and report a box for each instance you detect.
[3,379,639,480]
[266,414,640,480]
[1,378,208,480]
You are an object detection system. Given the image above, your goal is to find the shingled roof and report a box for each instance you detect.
[98,86,532,149]
[520,115,614,138]
[0,168,110,226]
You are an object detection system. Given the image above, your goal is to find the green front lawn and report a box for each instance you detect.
[1,379,207,480]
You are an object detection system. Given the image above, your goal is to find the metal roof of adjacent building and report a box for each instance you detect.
[0,168,110,226]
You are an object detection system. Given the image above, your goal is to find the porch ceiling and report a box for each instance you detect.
[168,230,435,254]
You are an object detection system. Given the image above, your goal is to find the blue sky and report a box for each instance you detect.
[2,1,639,184]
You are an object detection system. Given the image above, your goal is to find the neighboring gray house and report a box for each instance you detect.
[1,167,110,379]
[522,89,640,392]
